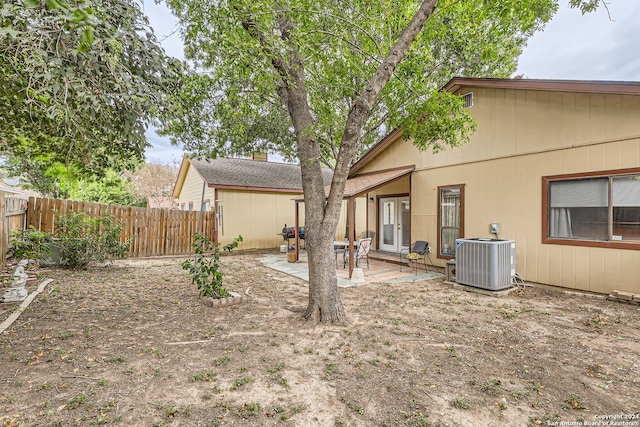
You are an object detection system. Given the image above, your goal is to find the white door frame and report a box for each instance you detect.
[379,196,410,253]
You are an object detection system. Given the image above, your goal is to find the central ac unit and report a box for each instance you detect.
[455,238,515,290]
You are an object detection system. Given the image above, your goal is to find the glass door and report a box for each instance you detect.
[379,197,410,252]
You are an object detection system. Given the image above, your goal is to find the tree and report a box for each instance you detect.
[0,0,182,185]
[162,0,603,324]
[124,163,179,208]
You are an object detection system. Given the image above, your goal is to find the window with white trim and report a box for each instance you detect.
[544,171,640,246]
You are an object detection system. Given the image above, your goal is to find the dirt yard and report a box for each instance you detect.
[0,254,639,427]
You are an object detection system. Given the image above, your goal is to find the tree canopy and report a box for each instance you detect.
[0,0,182,188]
[124,163,179,207]
[162,0,603,324]
[163,0,559,163]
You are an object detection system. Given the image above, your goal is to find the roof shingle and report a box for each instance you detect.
[190,158,333,191]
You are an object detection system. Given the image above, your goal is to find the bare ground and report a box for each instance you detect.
[0,254,639,427]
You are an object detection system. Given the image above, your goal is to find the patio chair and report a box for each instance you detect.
[400,241,433,273]
[334,242,346,268]
[359,229,376,241]
[344,237,372,269]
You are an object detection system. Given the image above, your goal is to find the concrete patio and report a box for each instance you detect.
[258,251,444,287]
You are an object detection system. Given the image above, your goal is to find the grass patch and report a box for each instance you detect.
[192,370,216,382]
[480,378,503,396]
[450,397,469,409]
[230,376,253,391]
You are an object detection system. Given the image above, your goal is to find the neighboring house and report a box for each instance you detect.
[348,77,640,295]
[173,156,336,250]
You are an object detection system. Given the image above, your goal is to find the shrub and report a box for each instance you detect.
[8,226,52,261]
[182,233,242,298]
[55,211,131,268]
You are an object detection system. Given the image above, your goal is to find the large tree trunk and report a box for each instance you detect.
[273,27,349,324]
[272,0,440,325]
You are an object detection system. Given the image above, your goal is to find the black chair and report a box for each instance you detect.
[400,241,433,273]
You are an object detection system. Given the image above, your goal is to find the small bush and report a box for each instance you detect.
[55,211,130,268]
[182,233,242,298]
[8,226,52,261]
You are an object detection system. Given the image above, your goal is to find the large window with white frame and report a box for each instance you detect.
[543,169,640,248]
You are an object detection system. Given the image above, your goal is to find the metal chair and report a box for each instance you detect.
[344,238,372,269]
[400,241,433,273]
[334,243,346,268]
[359,229,376,242]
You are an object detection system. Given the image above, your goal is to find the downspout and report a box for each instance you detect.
[214,188,219,245]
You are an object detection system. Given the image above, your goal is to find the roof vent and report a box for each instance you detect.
[462,92,473,108]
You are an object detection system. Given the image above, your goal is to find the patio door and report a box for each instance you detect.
[379,197,410,253]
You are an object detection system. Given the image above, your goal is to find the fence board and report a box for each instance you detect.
[0,192,5,270]
[1,193,29,269]
[24,197,214,258]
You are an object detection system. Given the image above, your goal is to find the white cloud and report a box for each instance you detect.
[516,0,640,80]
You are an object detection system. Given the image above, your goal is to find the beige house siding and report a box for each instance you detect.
[174,159,357,250]
[357,85,640,295]
[217,189,303,249]
[175,163,216,210]
[358,89,640,175]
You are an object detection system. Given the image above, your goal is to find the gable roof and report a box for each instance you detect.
[173,157,334,196]
[442,77,640,96]
[350,77,640,176]
[294,166,415,202]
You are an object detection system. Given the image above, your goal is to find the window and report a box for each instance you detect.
[203,199,211,212]
[438,185,465,258]
[462,92,473,108]
[180,203,185,211]
[188,202,194,211]
[543,169,640,249]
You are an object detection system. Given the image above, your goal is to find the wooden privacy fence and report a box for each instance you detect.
[26,197,216,259]
[0,191,28,270]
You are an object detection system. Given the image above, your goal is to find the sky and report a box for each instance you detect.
[141,0,640,164]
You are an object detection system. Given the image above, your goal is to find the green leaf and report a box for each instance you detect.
[77,26,95,51]
[44,0,63,10]
[71,8,88,23]
[23,0,40,8]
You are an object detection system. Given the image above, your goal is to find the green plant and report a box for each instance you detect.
[212,356,231,366]
[192,370,216,382]
[480,378,503,396]
[106,354,126,363]
[236,402,261,417]
[563,393,586,410]
[8,226,52,261]
[181,233,243,298]
[54,211,131,268]
[230,376,253,391]
[67,394,86,409]
[450,397,469,409]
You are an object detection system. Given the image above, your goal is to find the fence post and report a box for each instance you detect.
[0,191,6,270]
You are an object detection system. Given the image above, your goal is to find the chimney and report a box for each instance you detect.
[252,152,268,162]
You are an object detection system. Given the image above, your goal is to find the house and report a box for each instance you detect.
[348,77,640,295]
[173,156,336,250]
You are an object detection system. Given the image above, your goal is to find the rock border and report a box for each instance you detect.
[198,291,246,308]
